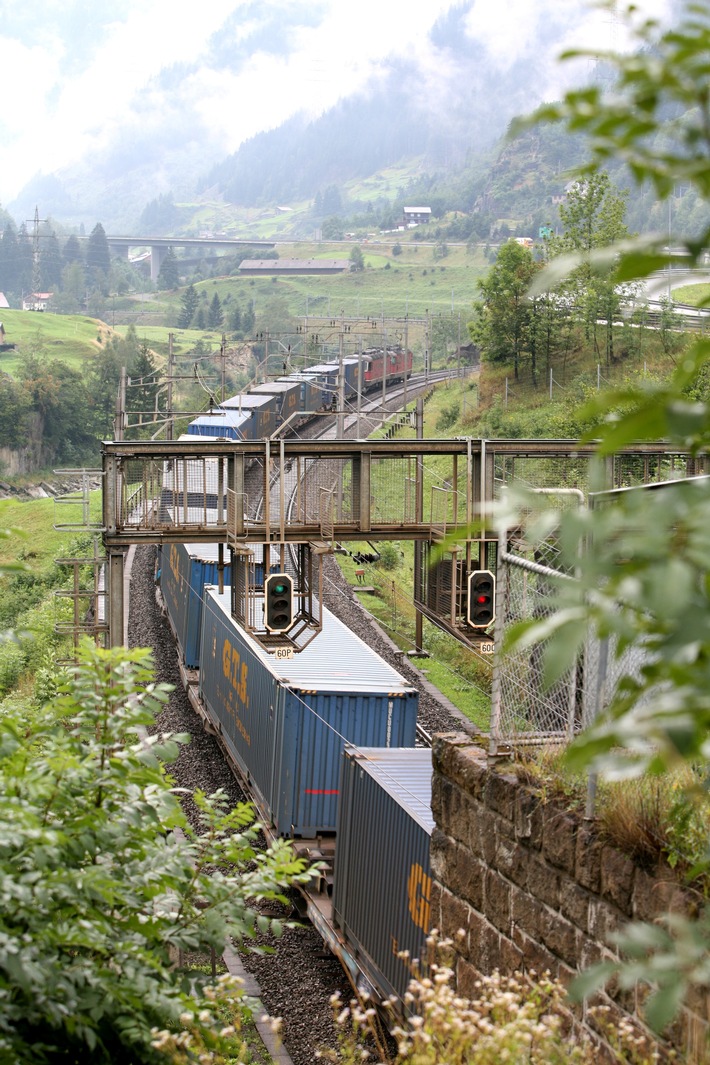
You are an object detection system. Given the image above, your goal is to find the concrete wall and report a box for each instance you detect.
[430,733,708,1062]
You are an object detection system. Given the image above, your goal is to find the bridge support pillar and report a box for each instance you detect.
[107,550,126,647]
[151,244,168,283]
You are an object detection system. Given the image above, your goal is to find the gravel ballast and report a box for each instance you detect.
[127,504,474,1064]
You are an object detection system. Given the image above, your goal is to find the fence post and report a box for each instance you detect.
[489,526,507,757]
[585,635,609,819]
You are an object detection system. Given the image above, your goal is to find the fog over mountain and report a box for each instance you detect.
[4,0,674,232]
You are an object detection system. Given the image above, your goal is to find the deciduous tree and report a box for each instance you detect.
[510,0,710,1033]
[472,240,540,382]
[0,640,308,1063]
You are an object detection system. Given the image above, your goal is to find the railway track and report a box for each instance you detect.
[133,367,473,1063]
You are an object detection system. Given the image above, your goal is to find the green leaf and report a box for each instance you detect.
[568,961,618,1002]
[644,981,687,1032]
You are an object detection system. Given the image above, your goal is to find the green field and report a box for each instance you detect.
[672,282,710,306]
[112,241,485,368]
[0,309,106,374]
[176,159,426,239]
[0,493,103,573]
[0,237,485,378]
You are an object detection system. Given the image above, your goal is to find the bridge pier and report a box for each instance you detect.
[150,244,168,283]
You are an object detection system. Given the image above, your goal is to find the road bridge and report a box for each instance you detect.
[106,235,277,282]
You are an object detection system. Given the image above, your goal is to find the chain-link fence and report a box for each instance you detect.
[490,537,649,754]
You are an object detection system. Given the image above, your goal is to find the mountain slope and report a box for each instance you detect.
[7,3,609,233]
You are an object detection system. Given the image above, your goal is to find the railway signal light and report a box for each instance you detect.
[264,573,294,633]
[467,570,495,629]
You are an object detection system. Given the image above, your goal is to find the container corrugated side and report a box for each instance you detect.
[250,380,301,421]
[333,747,433,1002]
[279,375,322,413]
[159,542,191,662]
[187,410,252,440]
[159,543,229,668]
[198,589,419,836]
[199,589,279,821]
[220,393,278,438]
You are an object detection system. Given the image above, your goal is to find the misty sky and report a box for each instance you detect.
[1,0,673,207]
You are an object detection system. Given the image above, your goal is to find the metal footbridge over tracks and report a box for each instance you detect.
[100,436,707,647]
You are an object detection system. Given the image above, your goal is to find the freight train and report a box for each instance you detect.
[157,539,434,1006]
[187,346,413,441]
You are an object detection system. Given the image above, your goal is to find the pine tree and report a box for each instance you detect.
[86,222,110,273]
[157,246,179,290]
[0,224,18,294]
[229,305,242,333]
[178,283,198,329]
[207,291,224,328]
[242,301,255,335]
[62,235,84,267]
[127,345,162,434]
[40,232,62,289]
[16,225,33,296]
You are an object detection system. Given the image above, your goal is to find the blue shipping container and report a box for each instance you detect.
[187,409,254,441]
[160,542,230,668]
[333,747,433,1003]
[249,381,302,424]
[198,589,419,836]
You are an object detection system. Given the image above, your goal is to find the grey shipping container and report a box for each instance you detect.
[198,589,419,836]
[333,747,433,1003]
[160,542,230,668]
[249,380,302,424]
[279,374,323,414]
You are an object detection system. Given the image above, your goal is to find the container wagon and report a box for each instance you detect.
[278,373,323,416]
[249,380,302,427]
[158,541,230,669]
[187,407,254,441]
[306,359,362,404]
[220,391,281,438]
[197,588,419,837]
[333,746,433,1002]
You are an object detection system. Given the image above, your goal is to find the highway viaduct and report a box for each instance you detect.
[106,235,277,282]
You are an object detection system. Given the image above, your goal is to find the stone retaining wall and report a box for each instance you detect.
[430,733,708,1062]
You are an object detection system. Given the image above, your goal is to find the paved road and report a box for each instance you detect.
[643,269,710,301]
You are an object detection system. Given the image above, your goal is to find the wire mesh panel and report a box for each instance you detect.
[369,453,470,530]
[371,454,419,525]
[284,455,356,527]
[494,451,708,501]
[494,455,590,498]
[154,456,229,530]
[493,555,582,749]
[492,548,654,751]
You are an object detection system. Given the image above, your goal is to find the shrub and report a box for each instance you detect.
[377,543,402,571]
[0,640,310,1062]
[0,638,24,695]
[436,402,460,432]
[321,937,664,1063]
